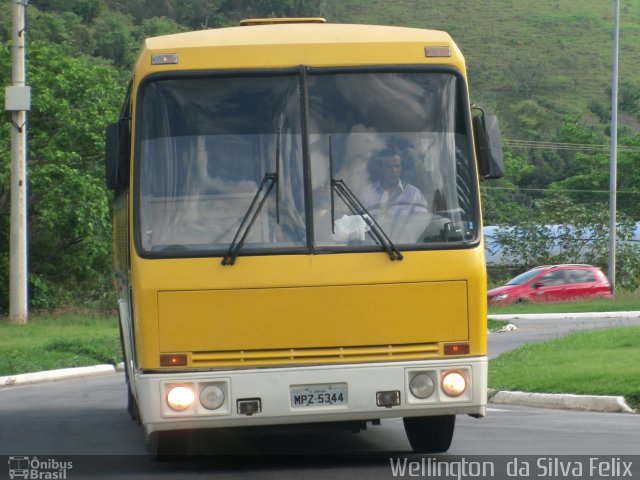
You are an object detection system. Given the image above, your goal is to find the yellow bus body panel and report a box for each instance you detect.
[132,247,487,369]
[157,281,468,352]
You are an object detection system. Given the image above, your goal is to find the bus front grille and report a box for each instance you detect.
[190,343,440,367]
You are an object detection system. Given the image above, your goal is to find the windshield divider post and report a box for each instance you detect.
[299,66,315,253]
[275,129,281,224]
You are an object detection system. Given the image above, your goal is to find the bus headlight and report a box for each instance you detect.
[441,371,467,397]
[200,385,225,410]
[409,373,436,399]
[166,385,195,411]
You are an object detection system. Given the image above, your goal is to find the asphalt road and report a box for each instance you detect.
[487,313,640,358]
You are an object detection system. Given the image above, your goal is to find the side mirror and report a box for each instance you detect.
[105,119,130,190]
[473,112,504,179]
[533,281,544,289]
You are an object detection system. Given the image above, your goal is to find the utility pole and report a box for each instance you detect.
[5,0,30,323]
[608,0,619,291]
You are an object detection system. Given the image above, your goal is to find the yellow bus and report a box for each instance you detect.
[105,17,504,456]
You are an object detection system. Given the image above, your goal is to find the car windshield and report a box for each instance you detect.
[506,269,545,286]
[135,69,478,257]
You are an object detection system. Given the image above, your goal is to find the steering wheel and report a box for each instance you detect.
[368,201,429,213]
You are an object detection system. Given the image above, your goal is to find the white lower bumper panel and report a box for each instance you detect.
[136,357,487,434]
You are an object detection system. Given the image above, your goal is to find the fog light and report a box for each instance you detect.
[237,398,261,415]
[200,385,225,410]
[441,371,467,397]
[166,385,195,411]
[409,373,436,399]
[376,390,401,408]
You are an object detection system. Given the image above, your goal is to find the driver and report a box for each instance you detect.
[360,148,428,215]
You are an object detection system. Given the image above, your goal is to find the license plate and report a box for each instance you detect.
[290,383,348,408]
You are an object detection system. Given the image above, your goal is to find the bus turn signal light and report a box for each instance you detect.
[444,343,470,356]
[160,354,187,367]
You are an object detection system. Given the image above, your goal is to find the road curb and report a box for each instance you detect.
[488,389,636,414]
[489,311,640,321]
[0,364,117,389]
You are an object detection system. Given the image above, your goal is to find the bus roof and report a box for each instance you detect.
[143,22,454,50]
[135,22,465,75]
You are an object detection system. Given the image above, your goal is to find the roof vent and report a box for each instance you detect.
[240,18,326,26]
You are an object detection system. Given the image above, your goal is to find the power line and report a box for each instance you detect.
[503,139,640,153]
[480,186,640,196]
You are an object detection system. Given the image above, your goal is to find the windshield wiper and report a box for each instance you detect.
[221,132,281,265]
[328,137,403,261]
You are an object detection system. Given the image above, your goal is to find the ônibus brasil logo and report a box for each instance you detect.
[8,456,73,479]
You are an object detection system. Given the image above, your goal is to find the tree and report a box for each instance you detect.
[481,148,534,225]
[91,10,138,68]
[552,117,640,220]
[0,41,125,313]
[136,16,188,43]
[617,81,640,118]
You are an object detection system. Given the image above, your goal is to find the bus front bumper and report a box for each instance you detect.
[135,357,487,435]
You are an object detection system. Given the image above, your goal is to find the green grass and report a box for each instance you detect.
[488,292,640,315]
[488,319,508,331]
[325,0,640,137]
[489,326,640,410]
[0,313,121,376]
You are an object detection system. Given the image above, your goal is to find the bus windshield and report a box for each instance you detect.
[136,69,478,257]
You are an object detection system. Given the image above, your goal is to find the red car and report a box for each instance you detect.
[488,264,613,305]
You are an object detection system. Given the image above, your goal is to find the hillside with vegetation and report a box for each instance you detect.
[1,0,639,312]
